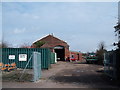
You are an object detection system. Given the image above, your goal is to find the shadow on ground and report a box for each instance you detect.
[49,69,120,87]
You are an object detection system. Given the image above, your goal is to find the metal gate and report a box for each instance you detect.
[33,52,41,82]
[104,50,120,80]
[104,51,116,78]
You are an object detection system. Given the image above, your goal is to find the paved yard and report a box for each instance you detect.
[2,61,120,88]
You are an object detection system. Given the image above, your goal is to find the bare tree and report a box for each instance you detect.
[19,43,31,48]
[96,41,106,65]
[0,42,12,48]
[98,41,105,50]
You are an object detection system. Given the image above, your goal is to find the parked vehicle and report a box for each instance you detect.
[70,57,77,61]
[66,57,77,62]
[86,53,98,63]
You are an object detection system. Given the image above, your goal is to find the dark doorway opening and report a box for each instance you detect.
[77,53,79,60]
[54,46,65,61]
[54,49,65,61]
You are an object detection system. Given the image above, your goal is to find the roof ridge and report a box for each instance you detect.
[33,34,67,44]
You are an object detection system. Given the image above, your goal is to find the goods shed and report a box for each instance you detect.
[32,34,70,61]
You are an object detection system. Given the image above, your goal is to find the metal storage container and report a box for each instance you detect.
[2,48,51,69]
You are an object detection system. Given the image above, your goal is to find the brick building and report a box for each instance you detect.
[32,34,70,61]
[69,51,83,61]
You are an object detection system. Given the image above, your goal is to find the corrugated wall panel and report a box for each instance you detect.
[50,52,56,64]
[2,48,51,69]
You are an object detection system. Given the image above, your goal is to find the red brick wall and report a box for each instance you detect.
[32,35,70,61]
[65,48,70,59]
[32,35,69,48]
[70,51,83,61]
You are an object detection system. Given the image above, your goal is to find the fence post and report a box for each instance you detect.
[33,52,41,82]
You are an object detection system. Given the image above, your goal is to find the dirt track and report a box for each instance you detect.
[2,61,120,88]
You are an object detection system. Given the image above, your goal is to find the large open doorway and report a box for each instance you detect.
[54,46,65,61]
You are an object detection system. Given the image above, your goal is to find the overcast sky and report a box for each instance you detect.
[2,2,118,52]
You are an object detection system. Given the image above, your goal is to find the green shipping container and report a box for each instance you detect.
[2,48,51,69]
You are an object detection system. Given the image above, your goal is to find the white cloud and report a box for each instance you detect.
[14,28,26,34]
[33,15,40,19]
[22,13,40,19]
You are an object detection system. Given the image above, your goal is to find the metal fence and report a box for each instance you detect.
[1,48,58,82]
[104,49,120,80]
[15,52,41,82]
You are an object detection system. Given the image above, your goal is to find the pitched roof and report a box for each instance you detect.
[41,35,67,43]
[33,34,69,48]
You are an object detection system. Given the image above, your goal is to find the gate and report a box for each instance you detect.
[104,51,116,78]
[33,52,41,82]
[104,50,120,80]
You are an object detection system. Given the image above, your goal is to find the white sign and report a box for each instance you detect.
[19,54,27,61]
[9,55,15,59]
